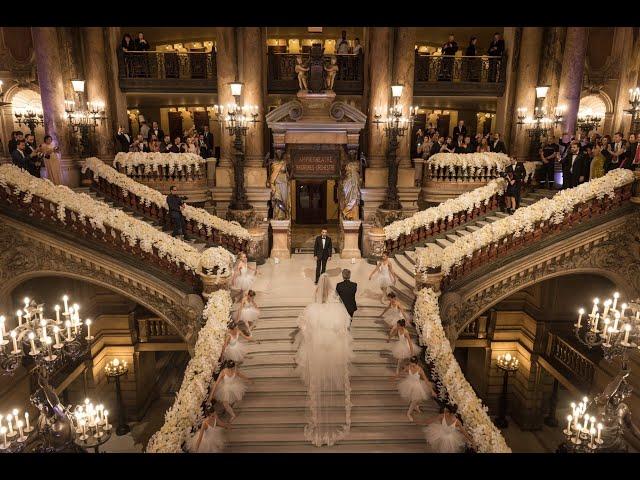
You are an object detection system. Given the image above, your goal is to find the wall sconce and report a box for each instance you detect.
[71,80,85,93]
[230,82,243,97]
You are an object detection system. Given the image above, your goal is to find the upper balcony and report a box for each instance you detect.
[413,53,506,97]
[267,51,364,95]
[117,50,218,93]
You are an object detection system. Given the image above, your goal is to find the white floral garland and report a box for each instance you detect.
[146,290,232,453]
[384,179,506,241]
[197,247,236,276]
[416,169,635,275]
[427,152,540,181]
[82,158,251,241]
[114,152,206,176]
[414,288,511,453]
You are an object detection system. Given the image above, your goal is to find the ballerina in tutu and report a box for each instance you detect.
[395,356,435,421]
[388,319,421,374]
[415,407,472,453]
[368,252,397,303]
[185,408,232,453]
[208,360,252,421]
[234,290,260,332]
[232,252,257,297]
[222,321,253,363]
[380,292,410,330]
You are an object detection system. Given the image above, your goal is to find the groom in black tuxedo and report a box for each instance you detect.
[336,269,357,320]
[313,227,332,284]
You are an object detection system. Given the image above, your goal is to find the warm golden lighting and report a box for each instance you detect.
[391,85,404,98]
[230,82,243,97]
[71,80,85,93]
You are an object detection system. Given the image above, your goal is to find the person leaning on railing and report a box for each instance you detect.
[487,33,505,83]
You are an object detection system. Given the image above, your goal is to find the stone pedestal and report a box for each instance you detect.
[339,219,362,259]
[247,227,267,265]
[227,207,256,229]
[199,273,231,299]
[206,158,216,188]
[413,157,425,187]
[375,207,404,227]
[416,269,443,293]
[270,219,291,259]
[366,227,386,263]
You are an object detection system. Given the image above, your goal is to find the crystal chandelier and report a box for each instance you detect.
[516,85,564,139]
[576,108,602,135]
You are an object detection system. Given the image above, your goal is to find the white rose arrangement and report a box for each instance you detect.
[114,152,205,176]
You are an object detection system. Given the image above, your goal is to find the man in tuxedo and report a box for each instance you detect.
[335,269,357,321]
[610,132,628,169]
[313,227,332,284]
[11,139,27,170]
[561,141,587,188]
[24,133,42,177]
[202,125,214,156]
[8,131,23,154]
[148,121,164,142]
[487,32,505,82]
[115,126,131,153]
[168,137,182,153]
[452,120,467,140]
[160,135,171,153]
[439,34,458,81]
[490,133,507,153]
[429,135,443,156]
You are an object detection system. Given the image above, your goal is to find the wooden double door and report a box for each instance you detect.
[296,180,326,224]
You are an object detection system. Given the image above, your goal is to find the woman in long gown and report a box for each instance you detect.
[186,409,231,453]
[208,361,252,421]
[388,319,421,375]
[416,407,472,453]
[222,321,253,363]
[368,252,397,303]
[232,252,257,297]
[380,292,410,330]
[234,290,260,332]
[395,356,435,421]
[294,273,355,447]
[37,135,62,185]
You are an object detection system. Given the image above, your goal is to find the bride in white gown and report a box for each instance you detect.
[294,273,355,447]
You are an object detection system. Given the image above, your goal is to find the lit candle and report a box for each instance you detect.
[104,410,109,429]
[0,316,5,337]
[28,332,37,355]
[16,310,22,326]
[577,308,584,328]
[602,317,610,338]
[65,320,72,340]
[6,415,13,435]
[10,330,18,353]
[24,412,30,432]
[623,324,631,344]
[597,423,603,442]
[583,414,590,431]
[54,305,60,323]
[23,297,29,309]
[591,298,599,316]
[566,415,572,433]
[85,319,92,339]
[17,420,23,440]
[38,307,43,322]
[589,427,595,445]
[603,299,611,318]
[590,417,596,432]
[612,292,619,311]
[53,326,61,346]
[591,313,600,332]
[613,312,620,332]
[1,427,6,448]
[63,295,69,314]
[39,319,47,343]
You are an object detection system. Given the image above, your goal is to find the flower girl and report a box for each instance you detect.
[208,360,252,421]
[232,252,257,295]
[388,319,421,375]
[368,252,397,303]
[416,407,471,453]
[380,292,409,329]
[186,407,231,453]
[235,290,260,332]
[395,356,435,421]
[222,321,253,363]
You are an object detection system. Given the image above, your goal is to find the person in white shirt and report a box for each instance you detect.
[353,37,363,55]
[336,30,350,54]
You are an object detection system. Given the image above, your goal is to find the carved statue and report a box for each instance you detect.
[295,55,309,92]
[324,56,339,91]
[268,153,290,220]
[340,161,360,220]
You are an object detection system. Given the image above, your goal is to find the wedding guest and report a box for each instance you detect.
[452,120,467,140]
[490,132,507,153]
[168,136,182,153]
[430,135,444,157]
[24,133,41,177]
[589,143,606,179]
[148,121,164,142]
[115,126,131,153]
[465,37,480,82]
[454,135,466,153]
[561,141,588,188]
[440,136,454,153]
[121,33,134,52]
[149,138,161,153]
[11,139,27,170]
[504,157,519,213]
[624,133,637,170]
[487,32,505,82]
[37,135,61,184]
[139,120,150,140]
[134,32,150,51]
[8,131,23,154]
[633,136,640,169]
[609,132,627,170]
[160,135,172,153]
[539,136,559,189]
[353,37,363,55]
[202,125,214,156]
[477,136,490,153]
[167,185,190,240]
[337,30,350,54]
[439,34,458,81]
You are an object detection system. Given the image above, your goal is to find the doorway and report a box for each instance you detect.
[295,180,326,224]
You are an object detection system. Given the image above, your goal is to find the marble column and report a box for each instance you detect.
[241,27,265,166]
[366,27,391,168]
[611,28,640,134]
[557,28,588,136]
[392,27,416,165]
[511,27,543,160]
[31,27,74,185]
[537,27,566,117]
[215,27,238,167]
[105,27,130,139]
[82,27,115,160]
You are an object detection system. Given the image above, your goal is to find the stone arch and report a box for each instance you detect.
[579,90,613,115]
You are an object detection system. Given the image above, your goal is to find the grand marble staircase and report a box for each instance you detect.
[389,189,559,305]
[224,262,439,453]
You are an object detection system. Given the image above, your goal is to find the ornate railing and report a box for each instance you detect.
[267,52,364,94]
[115,163,207,182]
[441,183,634,289]
[414,53,506,96]
[85,171,248,254]
[425,162,539,184]
[137,318,181,343]
[0,182,201,290]
[117,50,217,92]
[545,332,596,390]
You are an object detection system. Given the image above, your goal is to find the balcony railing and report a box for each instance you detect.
[117,50,218,93]
[267,52,364,95]
[414,53,506,96]
[136,318,181,343]
[545,332,596,390]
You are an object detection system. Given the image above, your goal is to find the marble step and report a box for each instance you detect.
[240,391,411,409]
[435,238,453,248]
[455,229,470,237]
[465,225,481,232]
[475,220,490,227]
[485,215,502,222]
[237,364,400,378]
[225,442,430,453]
[240,351,402,369]
[445,234,460,243]
[249,376,404,394]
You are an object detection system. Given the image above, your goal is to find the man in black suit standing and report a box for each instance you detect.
[313,227,332,284]
[487,32,505,82]
[335,269,357,321]
[11,139,28,170]
[439,34,458,81]
[148,121,164,142]
[562,141,587,188]
[452,120,467,140]
[115,126,131,153]
[202,125,214,157]
[490,132,507,153]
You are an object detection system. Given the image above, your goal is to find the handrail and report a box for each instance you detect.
[545,332,596,390]
[415,53,503,59]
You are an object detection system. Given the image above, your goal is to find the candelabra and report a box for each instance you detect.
[516,86,564,158]
[14,104,44,136]
[64,80,106,158]
[576,108,602,136]
[105,358,130,436]
[0,295,93,377]
[562,396,603,452]
[372,84,417,210]
[0,407,35,453]
[72,398,112,453]
[212,82,259,211]
[626,87,640,135]
[494,353,519,428]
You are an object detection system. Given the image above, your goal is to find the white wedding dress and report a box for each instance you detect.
[295,274,354,447]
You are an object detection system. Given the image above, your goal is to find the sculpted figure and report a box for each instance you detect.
[340,161,361,220]
[324,56,339,91]
[269,155,290,220]
[295,56,309,91]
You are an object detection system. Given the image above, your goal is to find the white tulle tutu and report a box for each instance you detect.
[377,266,394,290]
[234,267,255,291]
[223,336,249,362]
[397,371,433,402]
[186,423,226,453]
[383,307,404,327]
[391,335,421,360]
[213,373,248,404]
[238,305,260,325]
[423,418,467,453]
